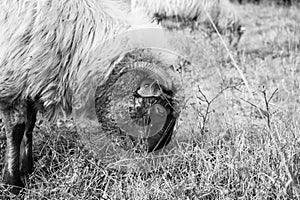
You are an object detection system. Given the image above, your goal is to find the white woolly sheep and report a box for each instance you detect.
[0,0,179,194]
[132,0,245,48]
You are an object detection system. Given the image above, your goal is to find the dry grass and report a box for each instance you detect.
[1,3,300,200]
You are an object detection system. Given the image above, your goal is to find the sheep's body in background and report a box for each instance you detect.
[132,0,245,48]
[234,0,293,6]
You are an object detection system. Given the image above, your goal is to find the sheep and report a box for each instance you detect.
[236,0,292,6]
[0,0,179,194]
[131,0,245,48]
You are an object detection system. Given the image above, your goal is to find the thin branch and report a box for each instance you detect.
[268,88,279,104]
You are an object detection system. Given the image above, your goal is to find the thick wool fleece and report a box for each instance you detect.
[0,0,163,119]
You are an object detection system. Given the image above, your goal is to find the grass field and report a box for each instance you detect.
[1,3,300,199]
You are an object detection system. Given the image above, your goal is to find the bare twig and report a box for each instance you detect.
[262,88,278,128]
[261,88,293,194]
[197,85,232,134]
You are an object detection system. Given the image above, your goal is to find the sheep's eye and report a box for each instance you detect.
[144,84,149,88]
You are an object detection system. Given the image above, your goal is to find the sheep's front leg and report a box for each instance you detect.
[2,104,26,194]
[20,101,37,176]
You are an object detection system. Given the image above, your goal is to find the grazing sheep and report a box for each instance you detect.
[0,0,179,194]
[132,0,245,48]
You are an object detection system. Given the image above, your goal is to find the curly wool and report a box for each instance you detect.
[0,0,162,119]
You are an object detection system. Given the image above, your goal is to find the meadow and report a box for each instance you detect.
[1,2,300,199]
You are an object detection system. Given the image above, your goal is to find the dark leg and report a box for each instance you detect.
[20,101,37,176]
[2,103,26,194]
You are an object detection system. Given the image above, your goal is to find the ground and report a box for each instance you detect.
[1,3,300,199]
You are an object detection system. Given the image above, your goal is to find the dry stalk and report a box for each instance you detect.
[197,85,232,134]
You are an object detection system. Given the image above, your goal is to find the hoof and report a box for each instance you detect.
[2,180,24,196]
[2,172,25,195]
[7,185,24,196]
